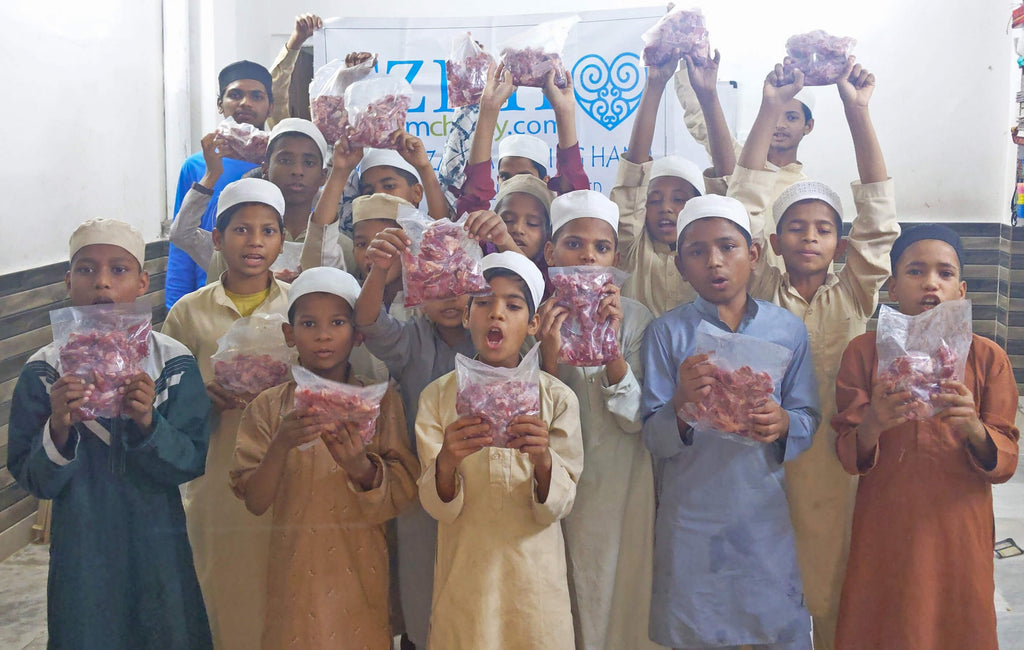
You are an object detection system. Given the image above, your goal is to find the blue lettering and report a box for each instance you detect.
[386,60,426,112]
[503,90,526,112]
[434,59,453,113]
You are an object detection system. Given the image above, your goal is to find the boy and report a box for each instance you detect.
[416,251,583,648]
[535,190,660,650]
[162,178,289,650]
[730,58,897,649]
[832,225,1019,650]
[170,117,330,283]
[8,219,213,649]
[641,195,820,648]
[456,63,589,216]
[167,60,275,308]
[230,266,419,649]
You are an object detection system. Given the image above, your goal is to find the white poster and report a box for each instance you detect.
[313,7,738,196]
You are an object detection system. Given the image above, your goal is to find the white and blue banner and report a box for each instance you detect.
[313,7,738,195]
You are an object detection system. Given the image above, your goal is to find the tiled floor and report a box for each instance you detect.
[1,410,1023,650]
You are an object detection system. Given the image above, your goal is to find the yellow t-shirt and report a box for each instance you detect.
[224,287,272,317]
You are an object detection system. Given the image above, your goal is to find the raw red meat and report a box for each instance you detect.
[213,353,289,396]
[456,379,540,448]
[446,50,494,107]
[783,30,855,86]
[59,325,152,420]
[878,343,958,420]
[347,94,413,149]
[402,219,488,307]
[642,9,709,67]
[550,269,619,367]
[310,95,348,145]
[215,118,271,164]
[682,365,775,436]
[294,383,384,444]
[500,48,568,88]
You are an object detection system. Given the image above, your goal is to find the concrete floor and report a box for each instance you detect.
[1,411,1022,650]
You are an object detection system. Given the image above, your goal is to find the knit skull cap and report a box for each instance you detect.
[773,180,844,226]
[352,193,415,225]
[497,134,550,170]
[480,251,545,312]
[650,156,704,196]
[268,118,329,167]
[890,224,962,271]
[360,149,421,183]
[675,194,750,244]
[495,174,555,216]
[550,189,619,236]
[288,266,362,311]
[216,178,286,219]
[218,60,273,101]
[70,219,146,267]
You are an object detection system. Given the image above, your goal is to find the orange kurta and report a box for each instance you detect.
[231,379,420,650]
[832,333,1018,650]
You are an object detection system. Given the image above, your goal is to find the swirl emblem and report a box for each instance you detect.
[571,53,645,132]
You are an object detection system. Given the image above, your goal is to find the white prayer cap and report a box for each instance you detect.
[675,194,750,243]
[216,178,285,220]
[495,174,554,216]
[794,89,815,116]
[352,193,415,224]
[268,118,329,167]
[288,266,362,311]
[360,148,421,183]
[772,180,844,224]
[497,134,550,170]
[650,156,704,196]
[550,189,619,236]
[69,219,146,266]
[480,251,545,311]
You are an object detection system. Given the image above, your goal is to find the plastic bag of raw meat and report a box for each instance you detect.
[782,30,855,86]
[548,266,630,367]
[210,313,294,396]
[309,55,377,145]
[270,241,303,283]
[446,32,495,107]
[292,364,389,448]
[397,208,489,308]
[677,321,794,446]
[455,343,541,448]
[875,299,973,420]
[214,117,271,164]
[641,6,710,68]
[499,15,579,88]
[344,74,415,149]
[49,302,153,421]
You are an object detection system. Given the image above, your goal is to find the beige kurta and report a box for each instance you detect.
[731,165,899,649]
[161,277,290,650]
[230,379,420,649]
[416,371,583,650]
[267,45,300,131]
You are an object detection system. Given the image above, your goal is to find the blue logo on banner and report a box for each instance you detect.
[572,53,644,132]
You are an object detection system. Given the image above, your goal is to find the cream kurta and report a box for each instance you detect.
[162,277,290,650]
[230,380,420,650]
[416,371,583,650]
[557,298,664,650]
[731,165,899,649]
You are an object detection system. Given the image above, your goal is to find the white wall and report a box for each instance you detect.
[0,1,166,275]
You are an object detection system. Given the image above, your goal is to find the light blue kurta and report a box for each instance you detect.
[641,296,819,649]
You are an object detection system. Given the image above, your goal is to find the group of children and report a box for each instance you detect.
[7,11,1019,650]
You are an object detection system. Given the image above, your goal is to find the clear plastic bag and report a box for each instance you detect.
[677,321,793,445]
[446,32,494,108]
[397,209,488,307]
[875,300,973,420]
[499,15,579,88]
[50,302,153,420]
[309,56,377,145]
[270,241,303,283]
[782,30,856,86]
[292,364,389,446]
[641,6,710,67]
[344,74,415,149]
[548,266,630,367]
[211,313,293,396]
[214,117,271,164]
[456,344,541,448]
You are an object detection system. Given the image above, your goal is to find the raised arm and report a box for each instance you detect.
[393,131,451,220]
[837,57,885,184]
[268,14,323,129]
[738,64,804,172]
[684,50,735,178]
[623,50,680,164]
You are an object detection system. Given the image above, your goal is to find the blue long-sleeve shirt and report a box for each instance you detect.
[640,295,819,649]
[165,153,258,309]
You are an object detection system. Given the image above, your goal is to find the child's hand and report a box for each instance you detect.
[330,132,364,176]
[392,130,431,170]
[542,69,576,117]
[536,299,569,374]
[120,372,156,433]
[205,381,249,411]
[672,354,715,411]
[645,47,681,88]
[860,382,917,442]
[464,210,514,249]
[437,416,493,475]
[597,283,624,338]
[683,49,721,99]
[933,380,986,441]
[836,56,874,109]
[49,376,89,447]
[321,422,378,486]
[480,62,516,114]
[199,132,225,186]
[507,414,552,468]
[366,227,412,273]
[747,398,789,444]
[273,408,327,451]
[764,62,804,108]
[345,51,376,68]
[286,13,323,50]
